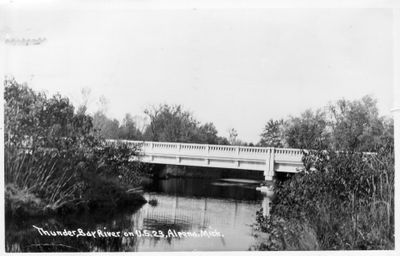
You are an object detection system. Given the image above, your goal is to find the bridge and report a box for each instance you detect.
[106,140,305,180]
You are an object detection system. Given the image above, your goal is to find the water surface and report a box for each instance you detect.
[6,177,265,252]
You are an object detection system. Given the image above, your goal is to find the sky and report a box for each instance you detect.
[1,2,395,143]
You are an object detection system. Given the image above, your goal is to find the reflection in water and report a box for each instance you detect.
[262,195,271,217]
[145,177,263,201]
[6,177,268,252]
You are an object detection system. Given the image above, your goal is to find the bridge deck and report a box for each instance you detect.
[106,140,305,180]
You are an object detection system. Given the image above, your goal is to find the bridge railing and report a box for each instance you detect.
[274,148,304,162]
[105,139,305,161]
[104,140,375,175]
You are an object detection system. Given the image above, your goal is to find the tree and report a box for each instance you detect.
[119,113,142,140]
[285,109,329,149]
[197,123,219,144]
[4,78,47,148]
[143,104,198,142]
[258,95,393,151]
[76,87,92,115]
[327,95,389,151]
[228,128,238,145]
[4,78,145,215]
[259,119,287,147]
[216,137,230,145]
[97,95,109,114]
[4,78,94,150]
[92,111,120,139]
[380,117,394,146]
[143,104,229,144]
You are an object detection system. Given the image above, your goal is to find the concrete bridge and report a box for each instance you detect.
[106,140,305,180]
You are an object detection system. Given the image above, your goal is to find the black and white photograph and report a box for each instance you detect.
[1,0,399,253]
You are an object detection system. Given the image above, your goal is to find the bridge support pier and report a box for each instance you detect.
[264,173,273,181]
[264,148,275,181]
[259,147,275,216]
[257,183,274,217]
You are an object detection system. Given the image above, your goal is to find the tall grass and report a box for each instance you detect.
[253,144,394,250]
[4,79,146,218]
[5,147,79,212]
[5,142,147,217]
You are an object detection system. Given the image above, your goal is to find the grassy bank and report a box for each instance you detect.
[5,147,147,218]
[252,145,394,250]
[4,79,147,218]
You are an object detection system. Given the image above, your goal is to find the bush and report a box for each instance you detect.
[4,78,146,216]
[254,144,394,250]
[5,184,47,217]
[251,209,319,251]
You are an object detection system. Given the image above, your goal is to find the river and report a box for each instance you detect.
[6,177,267,252]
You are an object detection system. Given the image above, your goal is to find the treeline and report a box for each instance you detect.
[258,95,393,152]
[93,94,393,152]
[92,104,229,145]
[252,96,394,250]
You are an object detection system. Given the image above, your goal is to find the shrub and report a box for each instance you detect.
[254,144,394,250]
[4,78,145,216]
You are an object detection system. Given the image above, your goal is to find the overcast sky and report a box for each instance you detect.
[1,3,394,143]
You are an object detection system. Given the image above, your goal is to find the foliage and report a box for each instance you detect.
[5,183,46,217]
[327,95,391,152]
[285,109,329,149]
[197,123,225,144]
[93,112,121,139]
[255,95,394,250]
[118,113,143,140]
[92,112,144,141]
[4,78,145,216]
[4,78,97,151]
[258,95,394,152]
[228,128,238,145]
[255,143,394,250]
[251,211,319,251]
[143,104,229,144]
[63,95,231,145]
[5,149,79,212]
[259,119,287,147]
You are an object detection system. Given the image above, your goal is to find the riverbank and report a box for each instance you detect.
[4,138,148,219]
[5,177,147,218]
[252,147,395,250]
[4,79,150,221]
[4,149,147,218]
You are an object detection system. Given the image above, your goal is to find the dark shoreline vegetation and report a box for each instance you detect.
[252,95,394,250]
[251,146,394,250]
[4,77,395,251]
[4,76,240,219]
[4,78,149,219]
